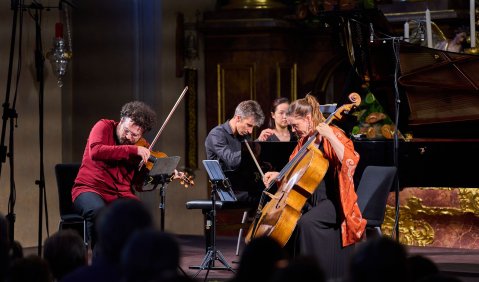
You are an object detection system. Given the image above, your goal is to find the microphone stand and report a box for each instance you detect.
[148,173,172,232]
[140,157,189,277]
[2,0,76,252]
[1,0,20,243]
[391,36,402,242]
[32,3,49,257]
[370,33,404,241]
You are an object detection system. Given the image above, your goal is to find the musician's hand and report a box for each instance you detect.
[316,123,334,140]
[137,146,151,164]
[172,169,185,180]
[257,128,275,141]
[263,171,279,187]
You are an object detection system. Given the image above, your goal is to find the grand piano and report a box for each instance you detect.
[225,44,479,194]
[353,41,479,189]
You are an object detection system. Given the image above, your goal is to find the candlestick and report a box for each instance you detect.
[404,21,409,42]
[426,9,432,48]
[55,22,63,39]
[471,0,476,48]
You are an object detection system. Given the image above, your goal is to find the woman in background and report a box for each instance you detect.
[257,97,297,142]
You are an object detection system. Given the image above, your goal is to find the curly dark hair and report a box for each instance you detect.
[120,101,157,133]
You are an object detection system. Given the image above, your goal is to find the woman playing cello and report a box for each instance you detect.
[263,94,366,281]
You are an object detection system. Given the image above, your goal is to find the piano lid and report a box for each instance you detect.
[398,42,479,127]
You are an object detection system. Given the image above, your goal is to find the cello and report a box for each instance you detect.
[245,93,361,246]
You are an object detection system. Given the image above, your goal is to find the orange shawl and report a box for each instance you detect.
[289,127,366,246]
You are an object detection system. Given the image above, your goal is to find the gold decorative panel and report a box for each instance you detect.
[382,188,479,249]
[276,63,297,101]
[216,63,256,124]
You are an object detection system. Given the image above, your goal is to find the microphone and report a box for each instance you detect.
[419,24,425,41]
[369,23,374,43]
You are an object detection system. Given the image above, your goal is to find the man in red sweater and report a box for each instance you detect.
[72,101,156,249]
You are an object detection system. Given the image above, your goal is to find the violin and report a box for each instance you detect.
[132,86,195,191]
[134,137,194,189]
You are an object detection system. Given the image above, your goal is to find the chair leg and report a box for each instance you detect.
[83,220,88,247]
[235,211,249,256]
[365,226,382,239]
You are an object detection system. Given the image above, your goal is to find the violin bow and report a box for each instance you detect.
[138,86,189,168]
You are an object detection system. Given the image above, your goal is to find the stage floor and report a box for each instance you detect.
[177,234,479,282]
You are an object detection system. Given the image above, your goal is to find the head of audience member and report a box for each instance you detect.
[94,199,153,263]
[122,228,184,282]
[1,213,24,282]
[267,97,290,130]
[232,236,287,282]
[231,100,265,136]
[349,236,410,282]
[407,254,439,282]
[1,213,10,282]
[43,229,87,281]
[417,273,462,282]
[270,255,325,282]
[6,255,53,282]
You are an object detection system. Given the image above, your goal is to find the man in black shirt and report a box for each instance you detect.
[205,100,265,203]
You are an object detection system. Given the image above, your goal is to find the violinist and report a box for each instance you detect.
[262,94,366,281]
[205,100,265,203]
[72,101,182,250]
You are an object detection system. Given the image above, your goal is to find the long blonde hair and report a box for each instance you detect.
[287,94,325,128]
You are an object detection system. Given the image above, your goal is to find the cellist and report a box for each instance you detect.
[263,94,366,281]
[72,101,184,250]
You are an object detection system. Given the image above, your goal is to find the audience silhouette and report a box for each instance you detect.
[1,213,11,282]
[6,255,52,282]
[1,205,470,282]
[349,236,411,282]
[408,254,461,282]
[408,254,439,282]
[43,229,87,281]
[121,228,194,282]
[270,255,325,282]
[229,236,287,282]
[60,198,153,282]
[1,213,24,282]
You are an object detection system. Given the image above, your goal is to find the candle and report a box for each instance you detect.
[55,22,63,38]
[426,9,432,48]
[471,0,476,48]
[404,21,409,42]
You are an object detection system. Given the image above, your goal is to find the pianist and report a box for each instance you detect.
[204,100,265,203]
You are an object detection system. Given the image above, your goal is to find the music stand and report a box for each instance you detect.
[142,156,180,231]
[142,156,191,277]
[192,160,236,280]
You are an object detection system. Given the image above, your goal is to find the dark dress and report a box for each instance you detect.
[291,154,355,281]
[265,131,297,142]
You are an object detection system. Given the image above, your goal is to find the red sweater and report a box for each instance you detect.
[72,119,142,203]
